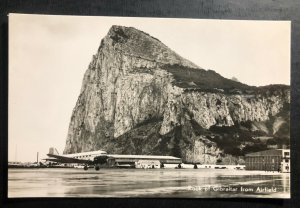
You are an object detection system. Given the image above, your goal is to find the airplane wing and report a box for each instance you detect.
[43,158,63,163]
[46,153,91,164]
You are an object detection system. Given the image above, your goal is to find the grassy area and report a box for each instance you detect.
[162,64,253,93]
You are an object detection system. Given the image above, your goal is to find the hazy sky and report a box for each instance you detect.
[9,14,290,162]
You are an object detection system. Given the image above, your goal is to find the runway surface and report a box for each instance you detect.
[8,168,290,198]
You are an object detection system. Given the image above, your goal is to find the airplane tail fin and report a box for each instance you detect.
[49,147,60,155]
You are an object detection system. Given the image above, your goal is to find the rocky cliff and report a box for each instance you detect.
[64,25,290,164]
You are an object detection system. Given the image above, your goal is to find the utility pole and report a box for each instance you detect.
[37,152,39,165]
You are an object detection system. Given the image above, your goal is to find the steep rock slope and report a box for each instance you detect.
[64,26,290,164]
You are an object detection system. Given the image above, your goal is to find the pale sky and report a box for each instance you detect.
[8,14,290,162]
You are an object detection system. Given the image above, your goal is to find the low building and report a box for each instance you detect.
[106,154,182,168]
[245,149,290,172]
[135,160,161,169]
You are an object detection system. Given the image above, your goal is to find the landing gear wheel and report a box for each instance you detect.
[84,165,88,171]
[95,166,100,171]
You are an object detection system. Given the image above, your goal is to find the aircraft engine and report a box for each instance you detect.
[93,155,108,165]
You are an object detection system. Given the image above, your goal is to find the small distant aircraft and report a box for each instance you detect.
[45,147,109,170]
[44,147,182,170]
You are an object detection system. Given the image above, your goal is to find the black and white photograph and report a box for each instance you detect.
[8,14,290,198]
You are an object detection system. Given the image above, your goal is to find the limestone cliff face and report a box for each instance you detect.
[160,89,290,134]
[64,26,290,164]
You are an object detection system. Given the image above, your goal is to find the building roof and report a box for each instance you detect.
[108,154,181,160]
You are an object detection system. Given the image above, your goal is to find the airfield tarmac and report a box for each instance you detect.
[8,168,290,198]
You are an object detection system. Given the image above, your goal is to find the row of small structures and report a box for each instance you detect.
[99,148,290,172]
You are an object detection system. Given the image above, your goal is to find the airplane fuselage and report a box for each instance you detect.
[64,150,107,161]
[45,147,182,170]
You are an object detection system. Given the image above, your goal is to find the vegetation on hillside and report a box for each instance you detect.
[161,64,290,95]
